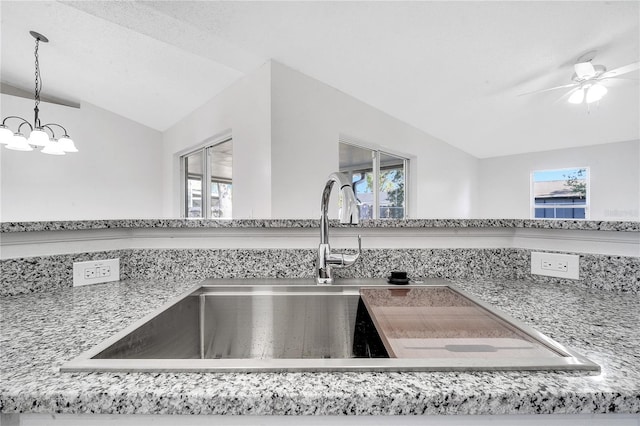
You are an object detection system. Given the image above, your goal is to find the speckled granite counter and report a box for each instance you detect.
[1,278,638,416]
[2,218,639,232]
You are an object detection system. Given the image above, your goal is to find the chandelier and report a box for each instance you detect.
[0,31,77,155]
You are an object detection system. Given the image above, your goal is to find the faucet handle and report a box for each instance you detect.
[341,234,361,267]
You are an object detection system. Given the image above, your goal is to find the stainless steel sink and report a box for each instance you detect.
[61,278,599,373]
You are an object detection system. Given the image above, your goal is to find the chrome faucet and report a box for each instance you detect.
[317,172,362,285]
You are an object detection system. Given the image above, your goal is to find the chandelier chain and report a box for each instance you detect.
[34,38,41,111]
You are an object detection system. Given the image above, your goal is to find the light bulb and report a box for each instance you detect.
[6,133,34,151]
[58,136,78,152]
[41,140,66,155]
[568,88,585,104]
[28,128,51,147]
[0,125,13,144]
[586,83,608,104]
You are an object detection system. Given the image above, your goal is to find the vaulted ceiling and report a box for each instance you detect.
[1,1,638,158]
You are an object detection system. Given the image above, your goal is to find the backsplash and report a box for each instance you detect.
[2,248,638,296]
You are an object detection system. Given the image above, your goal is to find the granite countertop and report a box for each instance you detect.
[1,277,639,416]
[1,218,638,233]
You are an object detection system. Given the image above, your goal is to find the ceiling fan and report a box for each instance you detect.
[520,50,640,104]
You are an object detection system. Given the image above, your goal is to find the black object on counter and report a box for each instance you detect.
[387,271,410,285]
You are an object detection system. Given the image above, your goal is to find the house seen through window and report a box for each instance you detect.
[532,167,588,219]
[339,141,408,220]
[182,139,232,219]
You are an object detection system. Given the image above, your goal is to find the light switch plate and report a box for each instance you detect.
[531,252,579,280]
[73,258,120,287]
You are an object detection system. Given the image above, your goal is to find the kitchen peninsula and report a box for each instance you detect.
[1,219,639,425]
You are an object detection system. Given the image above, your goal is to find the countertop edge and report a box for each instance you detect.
[2,218,639,233]
[1,390,638,416]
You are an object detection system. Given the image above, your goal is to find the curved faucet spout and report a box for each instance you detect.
[320,172,360,244]
[317,172,361,284]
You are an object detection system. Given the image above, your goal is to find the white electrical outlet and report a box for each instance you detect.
[531,252,579,279]
[541,260,568,272]
[73,258,120,287]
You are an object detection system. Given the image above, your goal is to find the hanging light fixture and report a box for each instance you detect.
[585,83,608,104]
[567,87,585,104]
[566,83,608,107]
[0,31,78,155]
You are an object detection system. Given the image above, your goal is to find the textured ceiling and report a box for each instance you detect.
[1,1,638,158]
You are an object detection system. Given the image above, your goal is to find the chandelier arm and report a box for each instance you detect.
[2,116,31,127]
[17,121,34,133]
[41,123,70,137]
[40,124,57,139]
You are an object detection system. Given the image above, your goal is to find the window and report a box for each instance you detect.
[531,167,588,219]
[181,139,232,219]
[339,141,408,220]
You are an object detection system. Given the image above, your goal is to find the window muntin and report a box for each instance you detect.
[339,142,408,220]
[181,139,232,219]
[531,167,588,219]
[185,150,204,218]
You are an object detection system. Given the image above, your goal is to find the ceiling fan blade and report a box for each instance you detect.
[518,83,578,97]
[601,76,640,82]
[599,62,640,79]
[598,77,640,88]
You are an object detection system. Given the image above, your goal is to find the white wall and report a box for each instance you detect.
[162,60,478,220]
[270,61,479,219]
[0,95,163,221]
[162,62,271,219]
[9,61,633,223]
[478,140,640,220]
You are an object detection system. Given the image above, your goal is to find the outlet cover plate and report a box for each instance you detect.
[531,252,579,280]
[73,259,120,287]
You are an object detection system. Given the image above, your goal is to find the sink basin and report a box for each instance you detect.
[62,278,599,372]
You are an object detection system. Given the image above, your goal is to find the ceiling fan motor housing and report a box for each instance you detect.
[572,64,606,82]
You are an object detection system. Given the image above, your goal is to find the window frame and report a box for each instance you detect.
[530,166,590,220]
[339,139,410,220]
[180,136,232,219]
